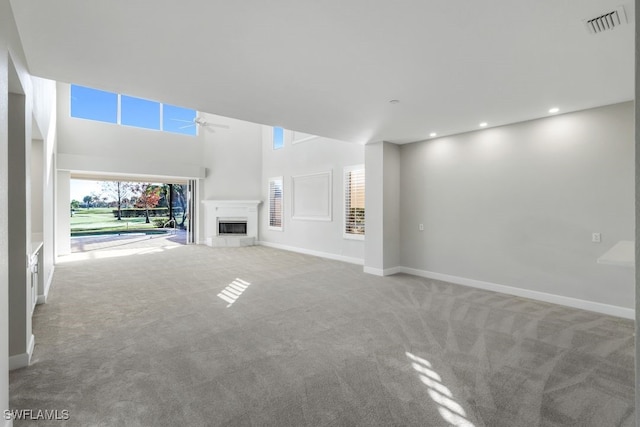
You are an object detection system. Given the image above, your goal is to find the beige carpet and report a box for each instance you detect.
[9,235,635,426]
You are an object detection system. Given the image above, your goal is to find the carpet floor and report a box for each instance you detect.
[9,236,635,426]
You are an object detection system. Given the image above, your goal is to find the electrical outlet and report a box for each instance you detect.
[419,224,424,231]
[592,232,601,243]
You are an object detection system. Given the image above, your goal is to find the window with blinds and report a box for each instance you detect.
[344,165,365,239]
[268,177,284,230]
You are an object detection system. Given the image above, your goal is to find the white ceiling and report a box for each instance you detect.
[9,0,635,144]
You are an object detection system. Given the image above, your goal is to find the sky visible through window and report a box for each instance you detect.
[163,104,197,135]
[70,84,197,136]
[121,95,160,130]
[70,85,118,123]
[273,127,284,149]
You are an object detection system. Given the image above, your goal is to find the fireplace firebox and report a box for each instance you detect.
[218,220,247,236]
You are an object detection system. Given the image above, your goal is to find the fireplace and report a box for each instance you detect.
[202,200,262,247]
[218,219,247,236]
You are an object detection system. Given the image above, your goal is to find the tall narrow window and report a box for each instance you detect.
[344,165,365,239]
[273,127,284,150]
[121,95,160,130]
[70,85,118,123]
[268,177,284,231]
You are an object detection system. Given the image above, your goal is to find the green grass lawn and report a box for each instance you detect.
[71,208,163,234]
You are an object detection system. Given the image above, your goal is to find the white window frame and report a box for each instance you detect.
[116,93,122,125]
[343,165,365,240]
[70,84,198,137]
[268,176,284,231]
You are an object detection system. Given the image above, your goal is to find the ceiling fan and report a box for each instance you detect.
[173,117,230,132]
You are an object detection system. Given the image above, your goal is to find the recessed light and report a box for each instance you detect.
[389,99,400,104]
[548,107,559,114]
[479,122,487,127]
[430,132,437,137]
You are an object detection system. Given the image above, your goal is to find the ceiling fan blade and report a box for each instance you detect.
[171,118,195,123]
[178,124,195,129]
[207,123,230,129]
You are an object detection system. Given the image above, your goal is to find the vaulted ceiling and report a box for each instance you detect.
[9,0,634,144]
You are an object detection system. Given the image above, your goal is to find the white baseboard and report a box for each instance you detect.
[363,266,401,276]
[257,241,364,266]
[9,334,35,370]
[37,266,55,305]
[363,266,384,276]
[384,266,401,276]
[398,266,634,319]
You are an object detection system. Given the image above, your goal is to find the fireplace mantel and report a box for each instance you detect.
[201,200,262,247]
[201,200,262,208]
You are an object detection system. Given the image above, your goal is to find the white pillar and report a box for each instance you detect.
[0,37,10,420]
[364,141,400,276]
[8,92,34,369]
[40,140,56,302]
[634,1,639,424]
[56,170,71,256]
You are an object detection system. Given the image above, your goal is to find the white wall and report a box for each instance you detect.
[30,77,57,302]
[400,102,634,312]
[31,139,43,234]
[260,128,365,263]
[198,114,263,242]
[31,76,57,302]
[200,115,263,200]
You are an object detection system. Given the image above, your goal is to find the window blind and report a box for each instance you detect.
[344,167,365,237]
[269,177,283,229]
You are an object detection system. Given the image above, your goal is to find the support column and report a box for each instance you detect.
[41,147,56,302]
[633,2,639,425]
[8,92,33,369]
[0,42,10,423]
[55,170,71,256]
[168,183,174,223]
[364,141,401,276]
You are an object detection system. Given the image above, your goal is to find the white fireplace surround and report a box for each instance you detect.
[201,200,262,247]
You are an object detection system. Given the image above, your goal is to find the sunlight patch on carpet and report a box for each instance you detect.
[406,351,475,427]
[57,244,180,263]
[218,278,251,308]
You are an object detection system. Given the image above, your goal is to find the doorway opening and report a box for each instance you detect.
[69,178,193,253]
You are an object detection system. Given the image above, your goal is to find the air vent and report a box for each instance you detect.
[584,6,627,34]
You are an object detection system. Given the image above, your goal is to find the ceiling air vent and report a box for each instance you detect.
[583,6,627,34]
